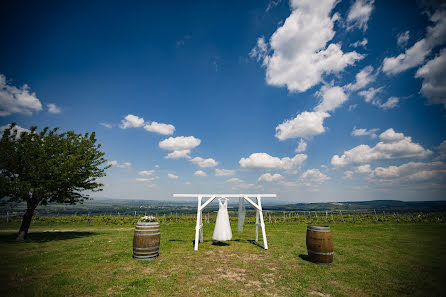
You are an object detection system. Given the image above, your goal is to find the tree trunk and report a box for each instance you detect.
[17,204,37,240]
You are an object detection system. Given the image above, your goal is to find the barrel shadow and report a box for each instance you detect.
[298,254,312,262]
[0,231,96,243]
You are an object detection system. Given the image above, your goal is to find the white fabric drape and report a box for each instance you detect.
[212,198,232,241]
[237,197,246,232]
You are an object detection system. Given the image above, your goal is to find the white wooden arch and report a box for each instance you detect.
[173,194,276,251]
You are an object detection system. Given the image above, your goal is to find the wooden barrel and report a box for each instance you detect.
[306,225,333,264]
[133,222,160,260]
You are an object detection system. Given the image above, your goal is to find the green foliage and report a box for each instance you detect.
[0,123,109,206]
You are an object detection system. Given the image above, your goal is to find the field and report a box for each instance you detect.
[1,220,446,297]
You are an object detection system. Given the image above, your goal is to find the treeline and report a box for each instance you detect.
[1,211,445,226]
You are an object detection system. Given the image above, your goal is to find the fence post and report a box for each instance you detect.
[339,210,345,224]
[374,209,378,221]
[325,210,328,223]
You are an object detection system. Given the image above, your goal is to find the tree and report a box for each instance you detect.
[0,123,109,240]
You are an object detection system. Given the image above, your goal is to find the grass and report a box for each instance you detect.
[1,222,445,297]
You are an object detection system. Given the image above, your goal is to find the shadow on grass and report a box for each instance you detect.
[212,241,230,246]
[0,231,97,243]
[247,239,266,250]
[298,254,312,262]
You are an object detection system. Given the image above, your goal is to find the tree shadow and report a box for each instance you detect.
[0,231,96,243]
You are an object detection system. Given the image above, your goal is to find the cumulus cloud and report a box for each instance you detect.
[239,152,307,171]
[165,150,191,159]
[415,49,446,108]
[215,169,235,177]
[0,74,42,116]
[227,177,244,183]
[144,121,175,135]
[343,170,354,179]
[397,30,410,47]
[159,136,201,151]
[108,160,132,169]
[295,139,307,153]
[383,9,446,75]
[438,140,446,160]
[257,173,284,182]
[168,173,178,179]
[251,0,363,93]
[315,85,349,113]
[346,0,375,31]
[379,97,400,109]
[120,114,145,129]
[190,157,219,168]
[345,66,376,91]
[350,38,368,48]
[368,161,446,184]
[331,128,433,167]
[275,111,330,140]
[300,169,330,186]
[136,177,158,183]
[138,170,154,176]
[351,127,379,138]
[47,103,61,114]
[194,170,207,177]
[120,114,175,135]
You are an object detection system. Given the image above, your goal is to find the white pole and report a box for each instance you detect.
[194,196,202,251]
[257,196,268,250]
[200,209,203,243]
[255,209,259,242]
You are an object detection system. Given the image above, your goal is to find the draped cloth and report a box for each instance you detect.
[237,197,246,233]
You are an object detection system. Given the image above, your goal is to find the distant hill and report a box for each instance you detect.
[267,200,446,212]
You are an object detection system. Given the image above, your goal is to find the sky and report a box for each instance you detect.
[1,0,446,202]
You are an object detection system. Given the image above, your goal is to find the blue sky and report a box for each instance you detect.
[1,0,446,202]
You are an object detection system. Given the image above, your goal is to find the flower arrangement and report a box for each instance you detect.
[139,215,158,222]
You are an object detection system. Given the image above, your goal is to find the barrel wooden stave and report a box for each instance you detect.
[133,222,160,260]
[306,225,333,264]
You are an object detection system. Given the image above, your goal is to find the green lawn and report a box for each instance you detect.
[1,222,445,296]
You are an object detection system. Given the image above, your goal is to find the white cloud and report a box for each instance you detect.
[227,177,244,183]
[251,0,362,92]
[397,30,410,47]
[47,103,61,114]
[120,114,175,135]
[295,139,307,153]
[300,169,330,186]
[351,127,379,138]
[356,164,372,173]
[379,97,399,109]
[190,157,219,168]
[257,173,284,182]
[0,123,30,137]
[438,140,446,160]
[315,85,348,113]
[348,104,358,111]
[108,160,132,169]
[347,0,375,31]
[194,170,207,177]
[266,0,282,12]
[165,150,191,159]
[144,121,175,135]
[350,38,368,48]
[415,49,446,108]
[343,170,354,179]
[239,152,307,170]
[345,65,375,91]
[168,173,178,179]
[120,114,145,129]
[358,87,384,103]
[215,169,235,177]
[100,122,112,128]
[138,170,154,176]
[383,9,446,75]
[0,74,43,116]
[136,177,158,182]
[368,161,446,184]
[159,136,201,151]
[249,37,269,62]
[331,128,433,167]
[275,111,330,140]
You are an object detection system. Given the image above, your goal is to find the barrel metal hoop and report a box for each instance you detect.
[133,246,160,251]
[307,228,331,232]
[308,249,334,256]
[134,232,161,236]
[134,251,159,255]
